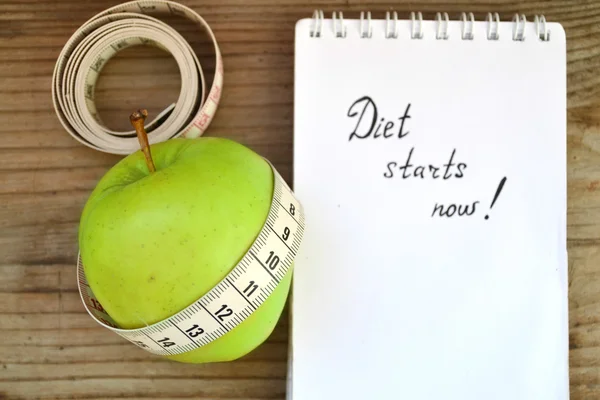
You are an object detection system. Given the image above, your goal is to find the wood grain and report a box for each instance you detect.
[0,0,599,399]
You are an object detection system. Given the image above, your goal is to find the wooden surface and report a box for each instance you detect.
[0,0,599,399]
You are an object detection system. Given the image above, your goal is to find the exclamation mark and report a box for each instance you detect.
[485,177,507,220]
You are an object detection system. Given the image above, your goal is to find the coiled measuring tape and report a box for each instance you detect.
[54,1,306,355]
[77,164,304,356]
[51,0,222,155]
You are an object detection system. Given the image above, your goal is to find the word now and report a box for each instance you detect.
[432,201,480,218]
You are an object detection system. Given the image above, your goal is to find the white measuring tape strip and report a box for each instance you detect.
[54,1,306,356]
[52,0,222,155]
[77,163,305,356]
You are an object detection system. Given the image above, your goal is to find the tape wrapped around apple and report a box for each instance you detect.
[78,109,294,363]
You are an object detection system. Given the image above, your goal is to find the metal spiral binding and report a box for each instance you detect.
[360,11,372,38]
[487,12,500,40]
[535,15,550,41]
[386,11,399,39]
[512,14,527,41]
[461,12,475,40]
[410,12,423,39]
[310,9,324,37]
[436,12,449,40]
[308,10,551,42]
[333,11,346,38]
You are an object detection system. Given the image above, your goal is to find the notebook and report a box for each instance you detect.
[289,10,568,400]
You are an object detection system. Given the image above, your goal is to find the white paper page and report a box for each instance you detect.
[291,16,567,400]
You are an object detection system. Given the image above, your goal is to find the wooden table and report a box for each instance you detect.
[1,0,598,399]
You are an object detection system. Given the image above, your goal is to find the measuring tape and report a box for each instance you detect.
[53,0,306,356]
[51,0,223,155]
[77,163,305,355]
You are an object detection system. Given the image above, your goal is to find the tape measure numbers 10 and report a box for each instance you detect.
[78,164,305,356]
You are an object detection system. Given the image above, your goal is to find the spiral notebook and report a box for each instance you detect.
[289,11,568,400]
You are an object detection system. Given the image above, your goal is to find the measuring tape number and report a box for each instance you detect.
[77,164,305,356]
[52,0,223,155]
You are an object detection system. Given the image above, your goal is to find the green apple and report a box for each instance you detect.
[78,133,291,363]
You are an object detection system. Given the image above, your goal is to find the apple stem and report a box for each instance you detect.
[130,109,156,173]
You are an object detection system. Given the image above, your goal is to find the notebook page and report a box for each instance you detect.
[291,16,567,400]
